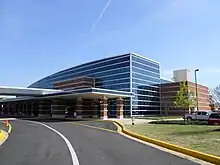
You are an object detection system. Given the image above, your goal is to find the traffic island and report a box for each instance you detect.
[0,119,11,146]
[0,130,8,146]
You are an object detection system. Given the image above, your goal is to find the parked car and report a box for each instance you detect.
[208,113,220,125]
[184,110,212,121]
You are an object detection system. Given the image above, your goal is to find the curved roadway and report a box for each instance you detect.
[0,120,200,165]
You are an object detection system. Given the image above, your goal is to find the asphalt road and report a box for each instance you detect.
[0,120,200,165]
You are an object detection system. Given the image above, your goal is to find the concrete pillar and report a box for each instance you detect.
[76,97,83,119]
[116,97,124,119]
[100,96,108,120]
[38,100,51,117]
[51,100,66,118]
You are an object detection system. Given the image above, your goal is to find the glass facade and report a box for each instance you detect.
[29,53,161,116]
[131,54,160,116]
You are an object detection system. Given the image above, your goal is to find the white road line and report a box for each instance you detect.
[29,120,80,165]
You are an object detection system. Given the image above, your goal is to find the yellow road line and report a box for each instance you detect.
[0,130,4,141]
[70,122,118,133]
[8,123,12,134]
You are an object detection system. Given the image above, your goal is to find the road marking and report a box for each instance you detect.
[29,121,80,165]
[70,122,118,133]
[8,123,12,134]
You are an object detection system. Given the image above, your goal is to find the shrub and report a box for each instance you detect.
[149,120,208,125]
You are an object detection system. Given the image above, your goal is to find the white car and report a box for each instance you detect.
[184,110,212,121]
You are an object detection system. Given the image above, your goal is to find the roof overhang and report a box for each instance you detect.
[0,88,134,103]
[0,86,61,96]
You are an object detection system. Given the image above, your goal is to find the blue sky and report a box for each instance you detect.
[0,0,220,88]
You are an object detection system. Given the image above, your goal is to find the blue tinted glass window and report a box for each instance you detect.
[132,78,160,87]
[132,67,159,78]
[122,88,131,92]
[132,101,160,106]
[132,85,159,92]
[132,95,160,101]
[132,56,159,69]
[133,95,160,101]
[132,62,159,73]
[132,83,158,89]
[50,62,130,82]
[124,106,131,111]
[53,56,130,77]
[97,83,130,90]
[132,110,160,115]
[96,78,130,86]
[132,107,159,111]
[93,67,130,78]
[133,89,159,96]
[96,73,130,82]
[132,73,160,83]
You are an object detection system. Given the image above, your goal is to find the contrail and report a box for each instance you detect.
[89,0,112,33]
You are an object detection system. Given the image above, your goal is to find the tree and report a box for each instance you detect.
[173,81,196,119]
[209,85,220,109]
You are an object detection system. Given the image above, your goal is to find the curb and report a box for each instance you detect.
[111,120,220,165]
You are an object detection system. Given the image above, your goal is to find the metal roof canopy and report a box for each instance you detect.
[0,86,61,96]
[0,88,134,103]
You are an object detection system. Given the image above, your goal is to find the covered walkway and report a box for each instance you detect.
[0,88,133,119]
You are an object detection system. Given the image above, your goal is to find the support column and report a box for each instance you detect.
[38,100,51,117]
[116,97,124,119]
[100,96,108,120]
[76,97,83,119]
[51,100,66,118]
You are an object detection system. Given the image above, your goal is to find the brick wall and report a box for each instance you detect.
[161,81,210,115]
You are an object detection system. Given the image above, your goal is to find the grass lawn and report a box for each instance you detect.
[125,124,220,157]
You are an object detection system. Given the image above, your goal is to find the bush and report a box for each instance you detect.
[149,120,208,125]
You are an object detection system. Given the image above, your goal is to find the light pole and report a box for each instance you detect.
[195,69,199,111]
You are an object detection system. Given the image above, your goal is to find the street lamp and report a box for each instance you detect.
[195,69,199,111]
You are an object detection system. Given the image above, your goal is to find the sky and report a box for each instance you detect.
[0,0,220,89]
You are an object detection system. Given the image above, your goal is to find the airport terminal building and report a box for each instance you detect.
[0,52,160,119]
[29,52,161,117]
